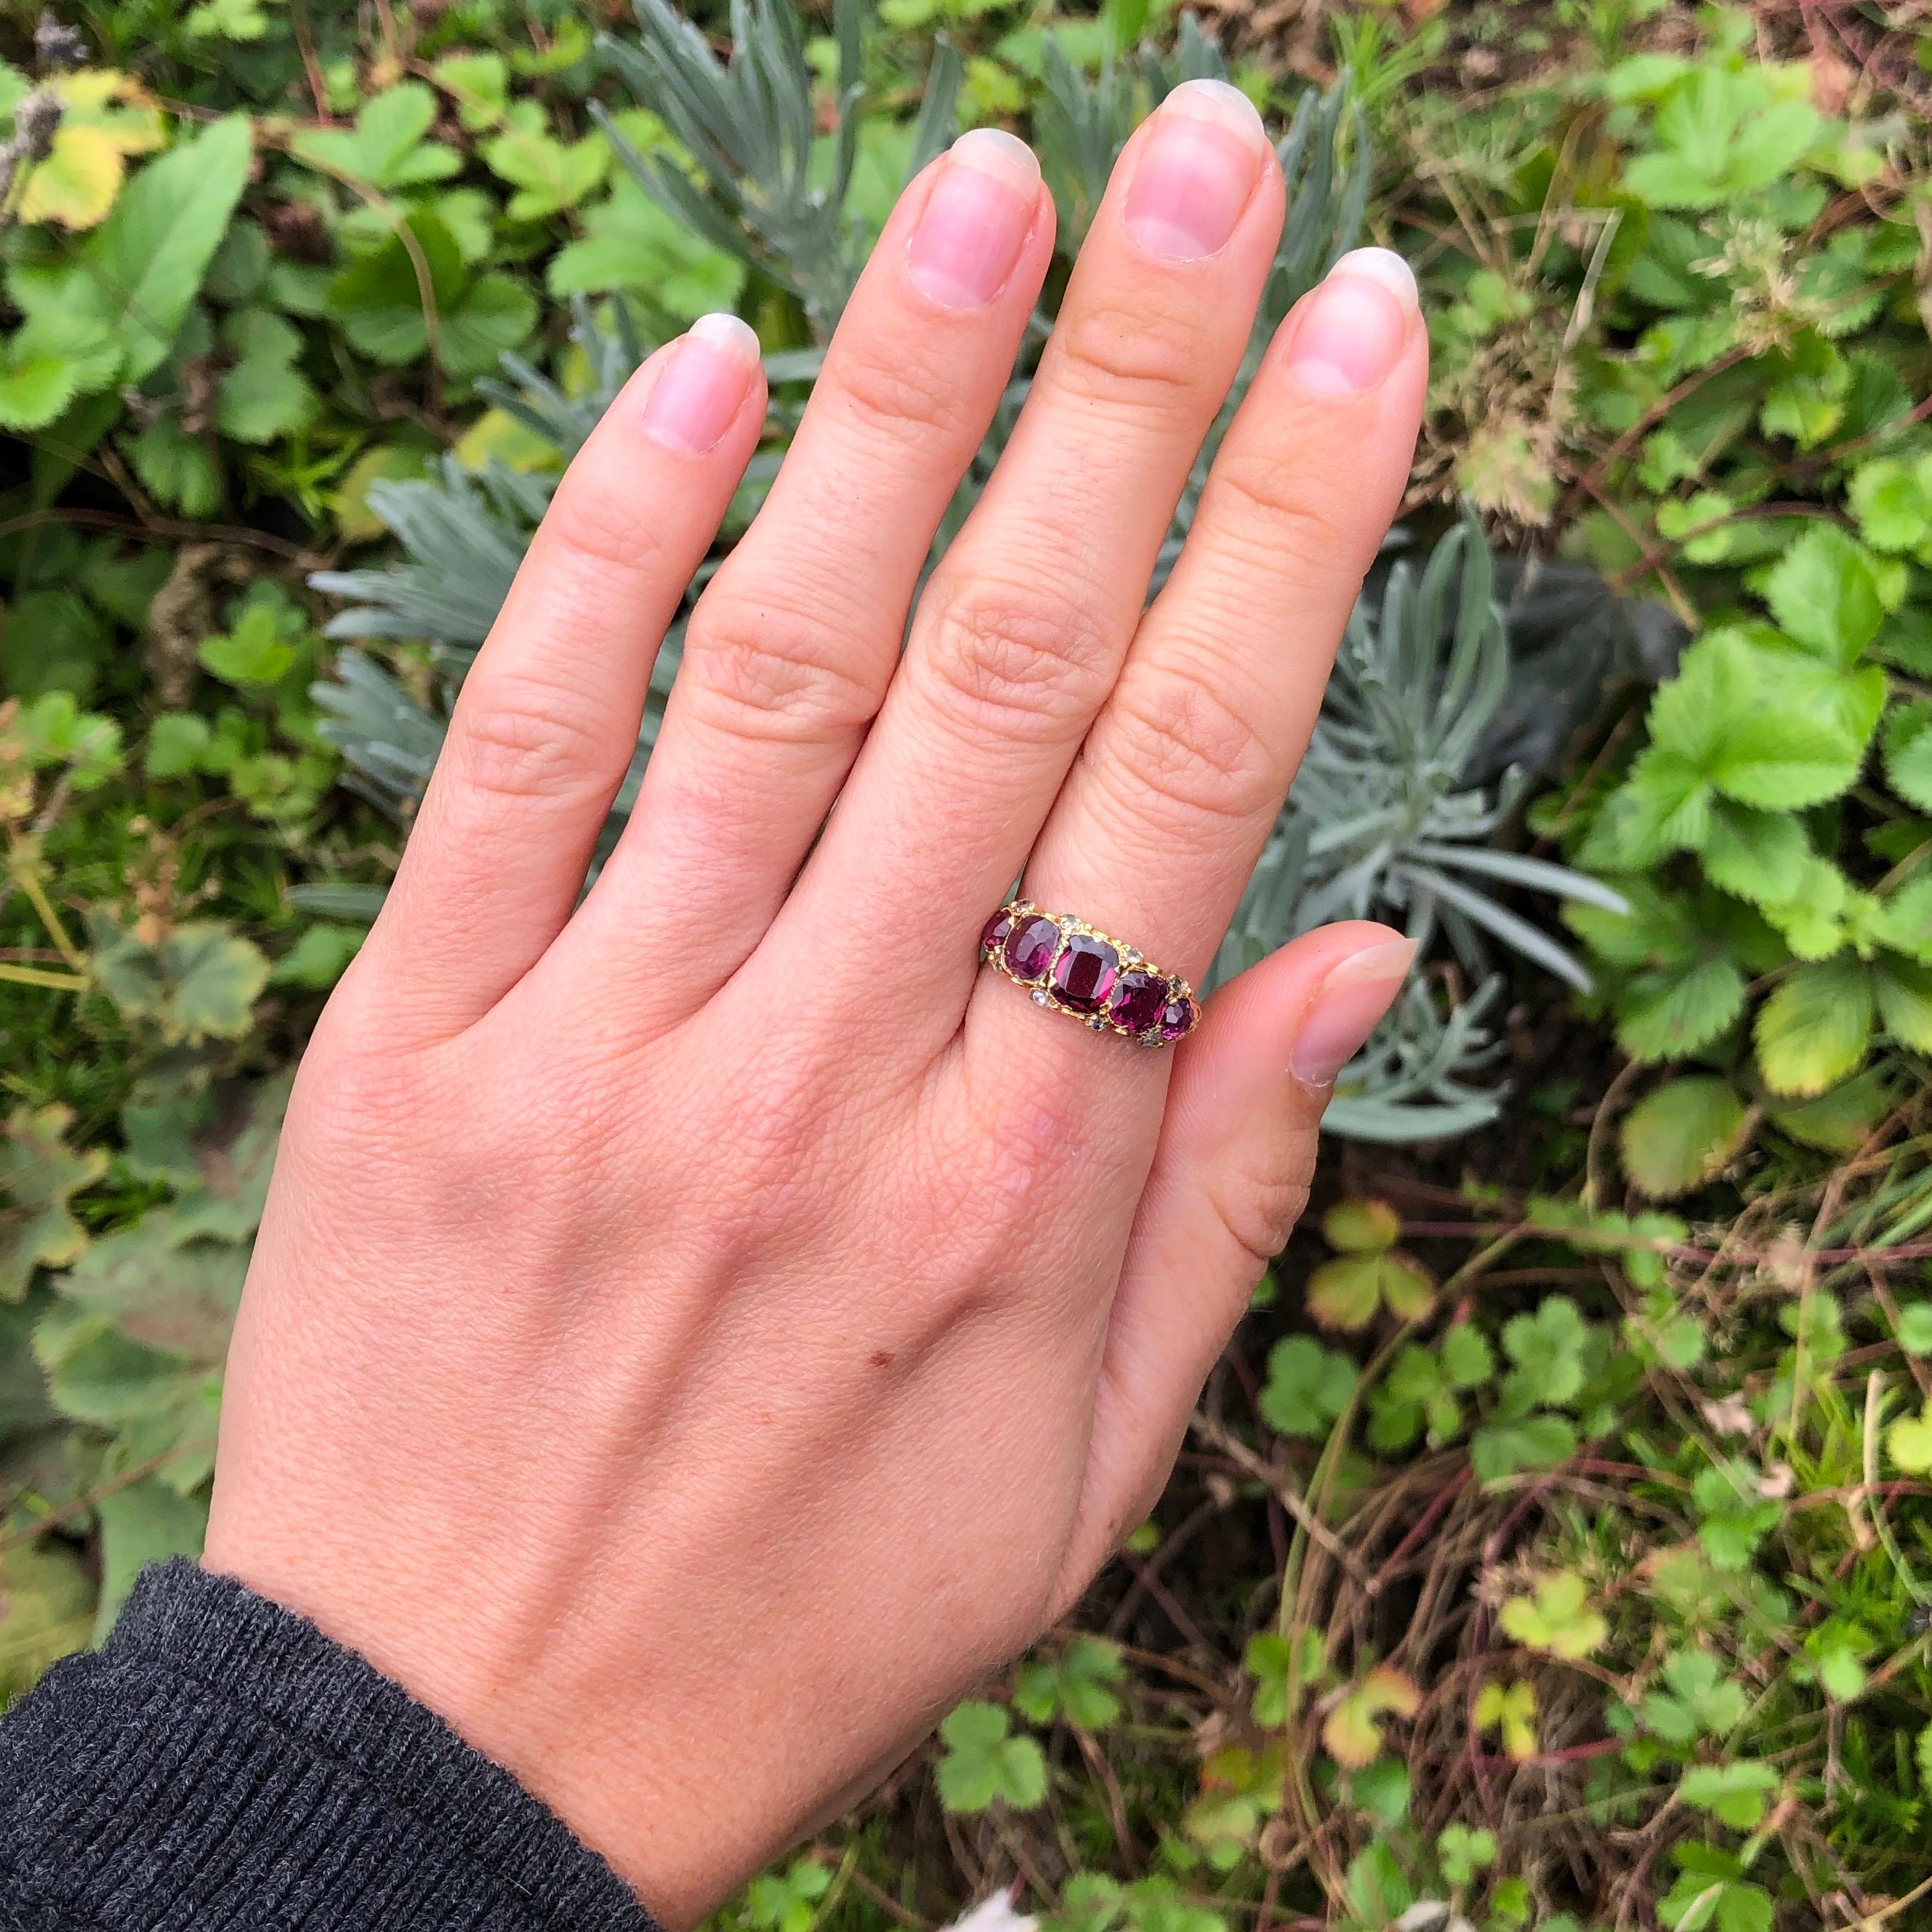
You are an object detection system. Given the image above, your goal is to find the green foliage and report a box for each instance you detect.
[935,1700,1047,1812]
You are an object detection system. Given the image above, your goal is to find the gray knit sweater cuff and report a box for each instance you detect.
[0,1558,658,1932]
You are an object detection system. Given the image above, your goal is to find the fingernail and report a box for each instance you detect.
[1284,249,1417,395]
[1123,78,1268,262]
[641,313,761,453]
[908,128,1041,310]
[1290,938,1417,1087]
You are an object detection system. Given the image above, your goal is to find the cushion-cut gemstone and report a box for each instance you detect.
[1108,968,1167,1036]
[1052,932,1119,1013]
[1004,914,1062,983]
[981,909,1015,957]
[1156,991,1199,1042]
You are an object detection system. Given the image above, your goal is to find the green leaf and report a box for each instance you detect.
[199,599,299,686]
[437,272,537,379]
[1320,1666,1419,1769]
[1763,525,1885,666]
[1619,956,1748,1064]
[483,113,611,220]
[1473,1679,1537,1759]
[1307,1252,1435,1332]
[1013,1635,1124,1728]
[1850,453,1932,553]
[1680,1761,1778,1830]
[0,1542,95,1702]
[547,177,747,318]
[88,914,270,1044]
[1501,1296,1589,1404]
[1258,1335,1357,1437]
[325,213,466,366]
[1888,1401,1932,1473]
[1621,1077,1751,1199]
[935,1702,1047,1812]
[1874,875,1932,962]
[1698,801,1807,905]
[72,115,251,382]
[1754,958,1874,1097]
[126,413,220,516]
[1469,1412,1576,1482]
[1499,1571,1606,1659]
[0,1105,107,1301]
[93,1480,209,1641]
[1883,700,1932,813]
[1765,1066,1896,1152]
[1874,956,1932,1053]
[214,308,315,445]
[290,81,461,190]
[1322,1199,1400,1253]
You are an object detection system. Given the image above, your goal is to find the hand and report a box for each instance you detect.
[204,81,1426,1926]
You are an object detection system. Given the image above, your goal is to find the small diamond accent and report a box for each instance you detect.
[1031,989,1050,1005]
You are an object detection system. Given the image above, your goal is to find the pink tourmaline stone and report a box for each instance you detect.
[981,909,1014,957]
[1109,970,1167,1036]
[1004,914,1062,982]
[1052,933,1119,1013]
[1156,991,1199,1042]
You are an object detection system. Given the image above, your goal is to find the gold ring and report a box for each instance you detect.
[980,900,1199,1045]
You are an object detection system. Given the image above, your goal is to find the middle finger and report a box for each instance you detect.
[778,80,1284,1034]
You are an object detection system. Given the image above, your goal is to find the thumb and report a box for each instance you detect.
[1058,920,1414,1593]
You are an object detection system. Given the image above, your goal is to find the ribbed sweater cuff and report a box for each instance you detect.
[0,1558,658,1932]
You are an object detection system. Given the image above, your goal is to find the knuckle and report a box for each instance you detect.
[453,678,613,805]
[1100,656,1279,827]
[832,336,977,448]
[1209,1163,1312,1275]
[918,574,1114,744]
[1052,297,1205,413]
[682,585,882,748]
[542,477,672,589]
[1210,450,1358,566]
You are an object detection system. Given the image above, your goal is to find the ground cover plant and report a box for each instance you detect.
[3,0,1931,1925]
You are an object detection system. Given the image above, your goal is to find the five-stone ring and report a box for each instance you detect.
[981,899,1200,1045]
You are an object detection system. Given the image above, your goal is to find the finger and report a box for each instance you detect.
[778,81,1285,1033]
[973,251,1425,1084]
[354,317,766,1042]
[1058,923,1414,1588]
[552,132,1053,1017]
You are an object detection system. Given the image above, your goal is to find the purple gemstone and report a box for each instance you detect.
[981,909,1014,958]
[1004,914,1062,983]
[1156,991,1199,1042]
[1109,969,1167,1036]
[1052,933,1119,1013]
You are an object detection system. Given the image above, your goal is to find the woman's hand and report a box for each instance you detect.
[204,83,1426,1926]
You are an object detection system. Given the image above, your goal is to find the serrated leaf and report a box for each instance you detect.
[1621,1077,1751,1199]
[1754,958,1873,1097]
[1875,957,1932,1053]
[1619,956,1748,1063]
[290,81,460,190]
[1874,875,1932,962]
[16,121,127,228]
[88,914,270,1044]
[0,1105,107,1301]
[1698,801,1807,904]
[1765,1067,1896,1153]
[1883,701,1932,813]
[1764,526,1885,665]
[546,176,747,318]
[72,114,251,382]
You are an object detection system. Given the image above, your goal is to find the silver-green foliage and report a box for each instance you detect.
[313,3,1614,1142]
